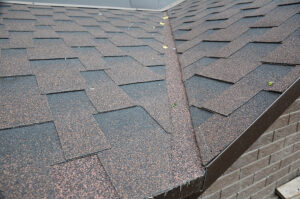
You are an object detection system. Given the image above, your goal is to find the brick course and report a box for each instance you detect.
[199,97,300,199]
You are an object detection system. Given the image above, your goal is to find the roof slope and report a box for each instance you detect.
[0,0,300,198]
[0,3,203,199]
[168,0,300,165]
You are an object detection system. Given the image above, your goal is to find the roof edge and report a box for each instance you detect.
[153,78,300,199]
[203,78,300,191]
[152,175,205,199]
[0,0,185,12]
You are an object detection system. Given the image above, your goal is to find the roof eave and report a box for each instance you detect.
[153,78,300,199]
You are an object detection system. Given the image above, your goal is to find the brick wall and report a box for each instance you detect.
[198,97,300,199]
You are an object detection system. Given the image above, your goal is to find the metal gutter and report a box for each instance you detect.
[0,0,185,11]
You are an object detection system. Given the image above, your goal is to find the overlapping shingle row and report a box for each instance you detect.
[1,0,300,198]
[0,3,188,198]
[168,0,300,165]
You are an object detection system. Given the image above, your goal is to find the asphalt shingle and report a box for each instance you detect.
[95,107,173,199]
[47,91,110,160]
[0,76,52,130]
[0,1,299,198]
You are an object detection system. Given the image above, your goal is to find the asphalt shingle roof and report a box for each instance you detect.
[0,0,300,198]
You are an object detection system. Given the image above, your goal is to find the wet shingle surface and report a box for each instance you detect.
[169,0,300,166]
[0,0,299,198]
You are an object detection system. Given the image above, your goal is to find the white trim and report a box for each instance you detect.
[0,0,185,11]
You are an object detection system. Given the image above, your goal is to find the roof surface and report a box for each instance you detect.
[168,0,300,166]
[0,0,299,198]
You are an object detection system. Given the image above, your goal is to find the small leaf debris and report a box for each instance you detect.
[268,81,274,86]
[152,26,156,30]
[163,45,168,49]
[172,103,177,108]
[163,16,169,20]
[160,22,165,26]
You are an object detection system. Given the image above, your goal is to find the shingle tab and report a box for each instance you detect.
[262,36,300,65]
[47,91,110,160]
[30,59,86,94]
[197,91,279,164]
[121,81,172,132]
[72,47,109,70]
[28,44,77,60]
[180,41,228,67]
[203,64,292,116]
[204,16,263,41]
[213,27,270,58]
[52,155,119,199]
[0,76,52,129]
[0,49,32,77]
[95,107,172,199]
[58,31,96,47]
[81,70,133,112]
[95,38,126,56]
[119,45,165,66]
[252,4,300,27]
[109,33,145,47]
[104,56,164,85]
[255,14,300,43]
[184,75,232,108]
